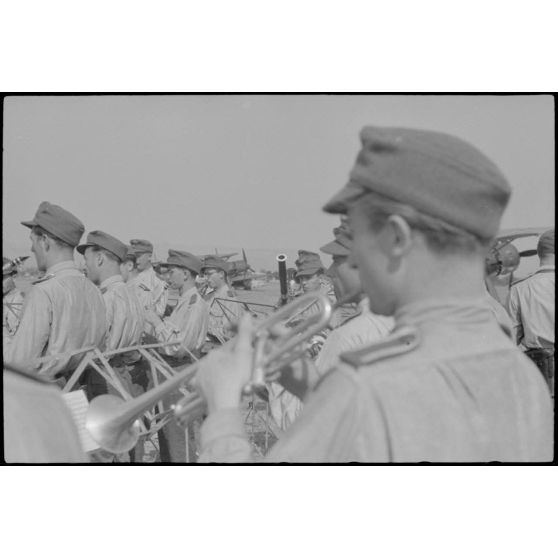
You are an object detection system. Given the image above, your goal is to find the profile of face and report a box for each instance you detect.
[83,247,102,285]
[168,266,186,290]
[120,260,135,282]
[135,252,152,272]
[30,231,48,272]
[347,206,396,316]
[330,255,361,299]
[204,268,224,289]
[300,272,321,293]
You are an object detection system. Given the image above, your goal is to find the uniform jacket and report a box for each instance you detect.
[135,266,168,317]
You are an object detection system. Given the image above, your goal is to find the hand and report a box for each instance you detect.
[144,308,161,326]
[197,313,255,412]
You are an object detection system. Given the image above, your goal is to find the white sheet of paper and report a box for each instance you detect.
[62,390,100,453]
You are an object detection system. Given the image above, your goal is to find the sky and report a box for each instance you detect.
[2,94,554,270]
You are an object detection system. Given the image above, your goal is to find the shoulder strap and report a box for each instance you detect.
[340,325,420,368]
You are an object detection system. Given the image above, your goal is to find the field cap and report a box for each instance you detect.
[124,245,136,261]
[21,201,85,247]
[320,224,352,257]
[166,249,203,274]
[201,256,229,273]
[295,250,325,277]
[77,230,128,262]
[537,229,555,257]
[129,239,154,254]
[323,126,512,239]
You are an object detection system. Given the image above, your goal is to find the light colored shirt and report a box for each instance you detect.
[135,266,168,317]
[100,275,145,352]
[485,291,513,338]
[199,297,553,463]
[507,265,555,349]
[205,284,243,343]
[3,287,25,338]
[315,298,394,373]
[155,286,209,356]
[3,367,86,463]
[3,261,107,377]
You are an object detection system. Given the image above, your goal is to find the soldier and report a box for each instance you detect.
[507,229,555,393]
[144,250,209,462]
[3,258,25,340]
[4,202,107,379]
[77,231,145,399]
[144,250,209,360]
[129,238,168,317]
[195,126,552,463]
[201,256,242,344]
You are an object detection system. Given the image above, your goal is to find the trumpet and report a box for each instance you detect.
[85,291,333,454]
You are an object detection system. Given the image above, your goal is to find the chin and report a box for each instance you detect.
[367,295,394,317]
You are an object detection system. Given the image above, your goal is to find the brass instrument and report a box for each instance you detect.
[85,292,333,453]
[3,256,29,274]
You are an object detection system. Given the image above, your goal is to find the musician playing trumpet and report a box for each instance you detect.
[195,126,553,463]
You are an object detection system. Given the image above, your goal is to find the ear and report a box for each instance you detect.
[385,215,413,257]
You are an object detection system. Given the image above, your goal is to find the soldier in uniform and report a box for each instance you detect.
[144,250,209,462]
[201,256,242,345]
[78,231,145,399]
[195,126,553,463]
[144,250,209,359]
[507,229,555,394]
[4,202,107,379]
[129,238,168,318]
[3,258,25,340]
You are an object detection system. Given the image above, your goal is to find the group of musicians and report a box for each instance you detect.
[3,125,555,463]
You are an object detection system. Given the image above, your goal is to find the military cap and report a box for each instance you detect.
[124,245,137,261]
[295,250,325,277]
[77,230,128,262]
[320,225,352,257]
[537,229,555,257]
[129,239,154,254]
[166,249,203,274]
[201,256,229,273]
[323,126,511,239]
[21,201,85,247]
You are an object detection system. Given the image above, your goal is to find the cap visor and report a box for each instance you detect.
[322,182,366,214]
[21,219,37,229]
[76,243,95,255]
[320,240,350,256]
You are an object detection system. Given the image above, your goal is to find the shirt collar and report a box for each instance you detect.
[538,264,555,271]
[100,274,124,293]
[394,296,492,329]
[179,285,198,300]
[46,260,78,275]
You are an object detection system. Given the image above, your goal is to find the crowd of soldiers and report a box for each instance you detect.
[3,124,555,463]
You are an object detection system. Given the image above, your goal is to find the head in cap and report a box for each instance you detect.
[77,230,128,286]
[537,229,555,263]
[322,126,513,316]
[320,223,361,300]
[129,239,155,272]
[294,250,326,293]
[201,256,230,290]
[22,201,85,271]
[165,249,203,291]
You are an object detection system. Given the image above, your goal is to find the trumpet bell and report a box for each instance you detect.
[86,394,141,454]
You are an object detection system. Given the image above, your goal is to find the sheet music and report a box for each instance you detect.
[62,390,100,453]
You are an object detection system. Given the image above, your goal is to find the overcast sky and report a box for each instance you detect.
[2,95,554,269]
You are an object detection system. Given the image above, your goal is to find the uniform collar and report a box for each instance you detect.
[394,297,491,329]
[46,260,78,275]
[100,274,124,293]
[179,285,198,300]
[537,264,555,272]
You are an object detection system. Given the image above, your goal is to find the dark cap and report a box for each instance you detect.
[129,239,154,254]
[77,230,128,262]
[323,126,512,239]
[124,245,137,261]
[295,250,325,277]
[21,201,85,247]
[320,224,352,257]
[167,249,203,274]
[537,229,555,257]
[201,256,229,273]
